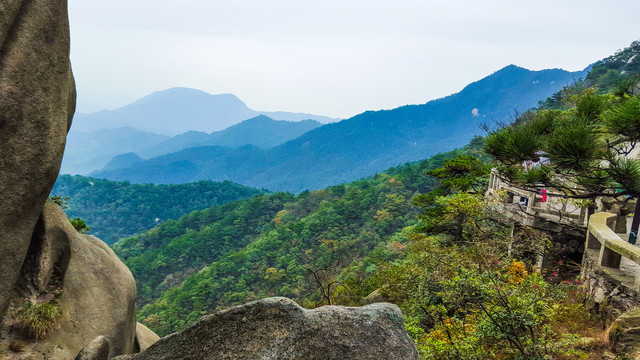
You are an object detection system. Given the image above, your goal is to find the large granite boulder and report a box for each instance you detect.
[114,297,418,360]
[0,0,76,318]
[0,203,137,359]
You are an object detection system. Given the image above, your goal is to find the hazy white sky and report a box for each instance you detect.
[69,0,640,118]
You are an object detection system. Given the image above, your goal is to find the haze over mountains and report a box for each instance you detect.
[138,116,322,159]
[63,127,170,175]
[72,87,339,134]
[62,115,323,175]
[90,64,589,192]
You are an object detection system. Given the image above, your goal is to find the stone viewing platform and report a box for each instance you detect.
[486,168,640,321]
[486,169,590,236]
[486,168,640,292]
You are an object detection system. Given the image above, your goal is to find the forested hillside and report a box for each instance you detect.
[51,175,263,244]
[539,40,640,110]
[113,138,486,331]
[115,133,608,358]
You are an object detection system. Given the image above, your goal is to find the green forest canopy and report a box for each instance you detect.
[51,176,263,244]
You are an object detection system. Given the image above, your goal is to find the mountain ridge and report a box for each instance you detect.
[138,115,322,159]
[72,87,340,135]
[92,64,589,192]
[63,115,322,175]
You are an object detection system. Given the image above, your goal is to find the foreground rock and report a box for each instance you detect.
[0,203,138,359]
[0,0,76,318]
[75,336,111,360]
[114,297,418,360]
[134,323,160,352]
[609,307,640,359]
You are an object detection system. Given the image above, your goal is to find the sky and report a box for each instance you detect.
[68,0,640,119]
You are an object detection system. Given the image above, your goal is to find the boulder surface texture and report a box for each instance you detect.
[134,322,161,353]
[0,0,76,318]
[75,336,111,360]
[610,307,640,359]
[114,297,419,360]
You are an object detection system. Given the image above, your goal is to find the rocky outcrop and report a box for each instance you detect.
[364,288,386,305]
[74,323,160,360]
[0,0,146,357]
[0,0,76,319]
[0,203,137,359]
[113,297,418,360]
[609,307,640,359]
[581,246,640,323]
[363,286,403,305]
[134,323,160,353]
[75,336,111,360]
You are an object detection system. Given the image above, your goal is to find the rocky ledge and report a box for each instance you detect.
[112,297,418,360]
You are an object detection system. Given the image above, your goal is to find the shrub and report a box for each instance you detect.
[70,217,90,234]
[47,195,70,209]
[16,301,65,339]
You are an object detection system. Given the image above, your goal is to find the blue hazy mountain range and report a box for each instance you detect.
[138,116,322,159]
[72,87,339,135]
[61,115,323,175]
[62,127,170,175]
[91,64,589,193]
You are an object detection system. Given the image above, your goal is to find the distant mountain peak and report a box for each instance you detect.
[129,88,248,108]
[242,114,274,122]
[502,64,526,70]
[144,87,241,100]
[102,152,144,172]
[72,87,339,135]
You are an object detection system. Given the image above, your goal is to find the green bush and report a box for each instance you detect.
[70,217,90,234]
[16,301,65,339]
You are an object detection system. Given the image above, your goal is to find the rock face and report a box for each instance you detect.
[581,247,640,323]
[0,0,76,318]
[364,286,403,305]
[75,336,111,360]
[0,1,146,358]
[609,307,640,359]
[0,203,137,359]
[114,297,419,360]
[134,323,160,353]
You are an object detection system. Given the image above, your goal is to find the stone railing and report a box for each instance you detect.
[486,169,589,228]
[586,212,640,277]
[580,212,640,326]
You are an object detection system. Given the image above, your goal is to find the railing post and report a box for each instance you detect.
[599,246,622,268]
[580,206,588,226]
[489,169,496,190]
[586,231,601,250]
[606,216,617,233]
[525,194,532,212]
[599,216,622,268]
[489,170,496,190]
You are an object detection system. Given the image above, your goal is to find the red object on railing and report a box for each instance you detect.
[541,189,547,203]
